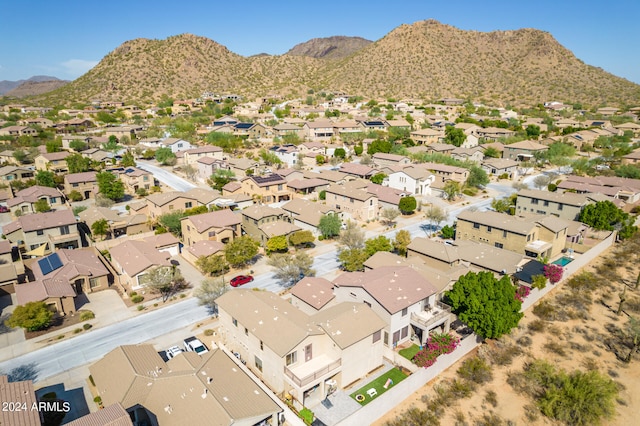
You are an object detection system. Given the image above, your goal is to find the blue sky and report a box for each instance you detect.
[1,0,639,85]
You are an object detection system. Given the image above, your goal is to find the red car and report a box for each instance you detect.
[0,206,8,213]
[230,275,254,287]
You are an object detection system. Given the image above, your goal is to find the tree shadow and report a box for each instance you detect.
[37,383,90,424]
[0,313,12,335]
[4,362,39,382]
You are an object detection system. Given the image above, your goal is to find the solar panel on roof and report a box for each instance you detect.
[252,174,283,184]
[38,257,53,275]
[49,253,63,271]
[37,252,63,276]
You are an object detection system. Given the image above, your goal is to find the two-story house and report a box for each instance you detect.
[7,186,66,216]
[303,120,334,141]
[181,209,241,247]
[0,240,19,292]
[481,158,519,177]
[240,174,290,204]
[456,210,568,259]
[371,152,411,168]
[502,140,549,161]
[269,145,299,167]
[63,171,97,200]
[410,128,444,145]
[216,289,386,407]
[240,205,300,245]
[417,163,469,187]
[144,192,200,219]
[281,198,335,235]
[386,167,435,196]
[324,183,378,221]
[113,167,156,194]
[3,209,81,257]
[0,166,34,185]
[159,138,192,153]
[515,189,593,221]
[34,151,70,173]
[180,145,224,165]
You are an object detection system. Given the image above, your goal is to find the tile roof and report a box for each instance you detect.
[241,205,285,220]
[19,209,76,232]
[110,240,171,277]
[184,240,225,258]
[290,277,335,310]
[64,171,97,184]
[0,376,42,426]
[183,210,241,233]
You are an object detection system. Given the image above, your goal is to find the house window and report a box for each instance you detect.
[232,318,237,327]
[544,201,549,207]
[177,143,183,148]
[401,307,408,317]
[260,341,263,351]
[473,223,480,229]
[254,356,263,372]
[495,242,503,249]
[350,198,354,204]
[72,183,79,187]
[244,327,248,336]
[60,225,70,235]
[30,244,39,250]
[373,330,381,343]
[143,176,149,181]
[370,199,373,206]
[487,226,492,233]
[401,326,409,339]
[532,199,539,205]
[186,225,190,231]
[278,184,283,190]
[208,231,215,237]
[286,351,297,366]
[558,204,563,211]
[89,278,99,288]
[169,205,174,210]
[185,202,192,208]
[527,234,531,242]
[383,331,389,346]
[503,230,507,238]
[37,230,44,236]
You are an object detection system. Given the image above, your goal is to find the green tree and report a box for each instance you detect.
[440,224,455,239]
[446,271,523,339]
[66,153,92,174]
[466,166,489,188]
[483,147,501,158]
[142,266,186,303]
[525,125,541,139]
[491,196,514,213]
[155,147,176,165]
[267,252,315,286]
[6,301,53,331]
[444,126,466,147]
[578,201,627,231]
[258,149,282,166]
[68,190,83,202]
[35,170,56,187]
[316,155,325,165]
[33,199,51,213]
[194,278,228,314]
[96,171,124,201]
[333,148,346,158]
[318,190,326,200]
[266,235,289,253]
[195,254,229,276]
[69,140,87,152]
[398,196,417,214]
[364,235,393,257]
[318,213,342,239]
[121,151,136,167]
[367,139,392,155]
[157,211,186,237]
[338,248,369,272]
[46,139,62,153]
[393,229,411,256]
[289,230,314,247]
[91,219,109,240]
[13,149,28,164]
[102,136,119,153]
[370,173,387,185]
[442,181,461,201]
[424,205,447,234]
[380,207,400,226]
[224,236,259,268]
[338,221,365,250]
[207,169,235,191]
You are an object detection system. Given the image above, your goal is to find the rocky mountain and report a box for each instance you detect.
[0,75,62,95]
[35,21,640,107]
[285,36,372,60]
[5,79,69,97]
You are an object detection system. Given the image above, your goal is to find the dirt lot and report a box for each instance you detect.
[375,234,640,426]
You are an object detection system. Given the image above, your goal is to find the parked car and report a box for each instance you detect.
[166,345,184,359]
[184,336,208,355]
[0,206,8,213]
[230,275,254,287]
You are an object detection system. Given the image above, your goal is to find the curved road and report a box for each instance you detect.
[136,161,197,192]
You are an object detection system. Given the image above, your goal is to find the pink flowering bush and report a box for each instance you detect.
[414,333,460,368]
[544,264,564,284]
[515,285,531,302]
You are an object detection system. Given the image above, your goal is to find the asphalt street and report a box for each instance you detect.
[136,161,197,191]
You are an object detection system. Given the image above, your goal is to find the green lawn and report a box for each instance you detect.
[399,344,420,361]
[349,368,408,405]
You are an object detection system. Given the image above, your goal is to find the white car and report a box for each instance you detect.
[184,337,209,355]
[166,345,184,359]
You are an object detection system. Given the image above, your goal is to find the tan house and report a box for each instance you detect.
[3,209,81,257]
[78,206,150,238]
[181,240,225,268]
[303,120,335,140]
[144,192,200,219]
[416,163,469,186]
[7,185,66,216]
[216,289,386,407]
[64,171,97,200]
[15,248,113,315]
[0,150,19,165]
[181,209,241,247]
[240,174,290,204]
[281,198,336,235]
[410,128,444,145]
[113,167,155,194]
[0,240,19,293]
[503,140,548,161]
[0,165,34,184]
[0,376,43,426]
[240,205,299,245]
[456,210,568,259]
[109,240,172,290]
[180,145,224,165]
[481,158,519,177]
[371,152,411,168]
[34,151,70,173]
[324,183,378,221]
[90,345,281,426]
[290,277,336,315]
[0,125,38,137]
[476,127,516,141]
[515,189,593,221]
[227,157,259,178]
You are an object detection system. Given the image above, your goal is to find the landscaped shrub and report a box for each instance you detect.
[299,408,314,425]
[204,329,214,336]
[544,264,563,284]
[83,323,92,330]
[79,310,95,321]
[131,295,144,303]
[414,333,460,368]
[515,285,531,302]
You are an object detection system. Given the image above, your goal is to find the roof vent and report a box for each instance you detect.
[164,405,172,414]
[207,377,213,384]
[201,389,208,399]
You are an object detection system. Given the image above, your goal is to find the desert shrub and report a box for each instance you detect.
[74,328,82,334]
[204,329,214,336]
[89,375,95,386]
[517,335,532,347]
[528,319,546,333]
[566,271,598,292]
[474,411,505,426]
[137,305,144,311]
[484,389,498,407]
[83,323,92,330]
[543,340,567,357]
[448,379,475,398]
[131,295,144,303]
[533,300,561,321]
[457,356,493,384]
[79,310,95,321]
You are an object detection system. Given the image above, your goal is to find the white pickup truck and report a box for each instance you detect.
[184,336,209,355]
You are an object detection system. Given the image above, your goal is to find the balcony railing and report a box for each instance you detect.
[284,359,341,388]
[410,301,452,330]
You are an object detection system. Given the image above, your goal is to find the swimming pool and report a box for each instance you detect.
[552,256,574,267]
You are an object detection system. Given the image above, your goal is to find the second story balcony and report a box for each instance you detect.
[284,355,341,389]
[410,301,452,331]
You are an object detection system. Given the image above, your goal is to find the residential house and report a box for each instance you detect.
[614,122,640,137]
[338,163,376,179]
[281,198,335,235]
[0,240,19,293]
[240,205,299,245]
[3,209,81,257]
[181,145,224,165]
[450,147,484,163]
[410,128,444,145]
[227,157,259,178]
[290,277,336,315]
[144,192,200,219]
[324,183,378,221]
[8,186,66,216]
[298,142,325,156]
[216,289,385,407]
[456,210,568,259]
[503,140,548,161]
[479,142,505,158]
[78,206,150,238]
[423,143,455,156]
[0,150,19,165]
[0,125,38,137]
[332,266,446,347]
[103,125,142,140]
[481,158,519,177]
[287,178,329,197]
[556,175,640,203]
[63,171,97,200]
[18,117,53,128]
[270,145,300,167]
[476,127,516,141]
[333,120,361,137]
[303,120,334,140]
[0,165,34,184]
[65,404,132,426]
[417,163,469,187]
[273,123,304,138]
[358,120,387,132]
[111,167,155,195]
[181,240,225,268]
[515,189,594,221]
[81,147,111,163]
[160,138,192,153]
[109,240,171,290]
[239,174,290,204]
[197,157,230,182]
[454,122,481,137]
[307,169,350,185]
[274,168,304,183]
[622,148,640,165]
[365,183,409,210]
[60,134,91,150]
[181,210,241,247]
[15,248,113,315]
[596,107,619,116]
[138,137,163,149]
[371,152,411,168]
[90,345,281,426]
[34,151,70,173]
[386,167,435,196]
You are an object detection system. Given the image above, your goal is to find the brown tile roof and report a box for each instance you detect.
[290,277,334,310]
[457,210,536,235]
[339,162,375,176]
[142,233,180,249]
[183,188,221,205]
[8,185,62,207]
[504,140,548,150]
[65,171,98,184]
[183,210,241,233]
[372,152,409,162]
[0,240,12,255]
[325,183,374,202]
[145,191,195,207]
[241,205,285,221]
[366,183,406,205]
[65,403,132,426]
[312,303,386,349]
[259,221,300,238]
[19,209,76,232]
[287,178,329,190]
[0,376,42,426]
[517,189,588,207]
[221,182,241,192]
[110,240,171,277]
[184,240,225,258]
[41,151,71,161]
